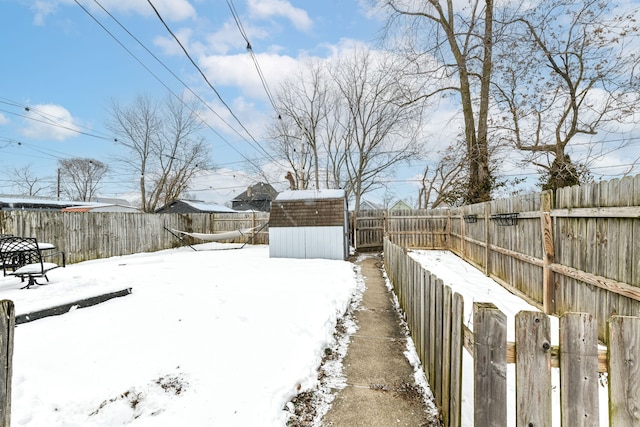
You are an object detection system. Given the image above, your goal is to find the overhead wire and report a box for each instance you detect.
[144,0,280,165]
[0,106,114,142]
[88,0,276,170]
[226,0,280,115]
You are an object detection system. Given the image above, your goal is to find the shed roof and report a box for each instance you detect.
[275,189,345,201]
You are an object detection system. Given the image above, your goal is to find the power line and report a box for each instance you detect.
[72,0,286,178]
[145,0,276,162]
[0,97,115,141]
[0,105,114,142]
[88,0,275,168]
[226,0,279,115]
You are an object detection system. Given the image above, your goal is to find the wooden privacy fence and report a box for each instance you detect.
[0,211,269,264]
[384,238,640,426]
[355,175,640,341]
[351,208,449,251]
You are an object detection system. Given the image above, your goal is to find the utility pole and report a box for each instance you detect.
[57,168,61,200]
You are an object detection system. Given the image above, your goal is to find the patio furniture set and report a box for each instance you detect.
[0,234,66,288]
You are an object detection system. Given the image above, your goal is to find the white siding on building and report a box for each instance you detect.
[269,226,346,260]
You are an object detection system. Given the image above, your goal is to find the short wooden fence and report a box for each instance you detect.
[0,211,269,264]
[384,238,640,426]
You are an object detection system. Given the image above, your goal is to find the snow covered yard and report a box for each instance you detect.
[0,243,361,426]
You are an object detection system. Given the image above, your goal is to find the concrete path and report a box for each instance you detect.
[321,255,439,427]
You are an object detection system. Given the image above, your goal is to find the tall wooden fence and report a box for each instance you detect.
[0,211,269,264]
[355,175,640,339]
[384,238,640,427]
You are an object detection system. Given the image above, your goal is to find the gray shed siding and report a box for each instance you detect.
[269,226,346,260]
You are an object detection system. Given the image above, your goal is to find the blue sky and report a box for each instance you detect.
[0,0,393,202]
[2,0,640,206]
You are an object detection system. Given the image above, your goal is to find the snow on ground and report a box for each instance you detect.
[409,250,608,427]
[0,243,361,426]
[0,244,608,426]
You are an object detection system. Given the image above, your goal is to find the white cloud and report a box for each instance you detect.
[31,1,58,26]
[247,0,313,31]
[19,104,82,141]
[0,113,9,126]
[204,19,272,55]
[199,52,300,99]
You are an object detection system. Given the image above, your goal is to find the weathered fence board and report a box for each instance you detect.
[449,293,464,427]
[560,312,599,426]
[0,300,14,427]
[515,311,552,426]
[608,315,640,426]
[474,302,507,427]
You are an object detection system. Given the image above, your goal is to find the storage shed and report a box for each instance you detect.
[269,189,348,260]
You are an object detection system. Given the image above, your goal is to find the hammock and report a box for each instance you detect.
[169,227,256,242]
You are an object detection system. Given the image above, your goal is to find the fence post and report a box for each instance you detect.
[474,302,507,427]
[484,202,491,276]
[608,315,640,426]
[540,191,556,314]
[460,208,466,258]
[0,300,14,427]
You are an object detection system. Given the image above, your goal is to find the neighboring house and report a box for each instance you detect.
[61,203,141,213]
[155,199,237,214]
[0,195,138,212]
[359,199,383,211]
[231,182,278,212]
[389,200,412,211]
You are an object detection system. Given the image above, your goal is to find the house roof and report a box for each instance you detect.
[0,196,83,211]
[156,199,236,213]
[232,182,278,202]
[181,200,236,213]
[360,199,383,210]
[0,196,137,211]
[61,203,141,213]
[390,200,412,210]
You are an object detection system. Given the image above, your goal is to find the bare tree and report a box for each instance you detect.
[10,165,48,197]
[493,0,640,189]
[267,115,312,190]
[418,142,467,208]
[269,48,424,210]
[331,47,424,213]
[271,61,329,189]
[381,0,496,203]
[58,158,108,201]
[107,93,212,212]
